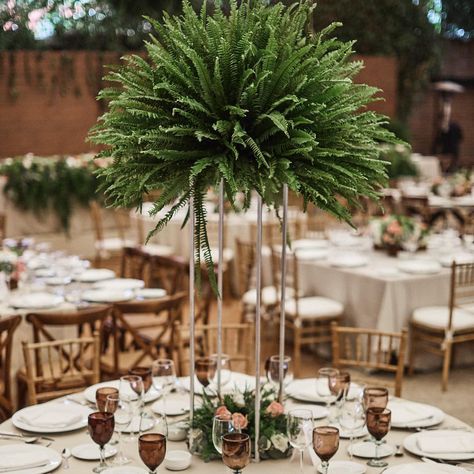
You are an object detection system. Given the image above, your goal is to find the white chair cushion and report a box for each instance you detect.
[284,297,344,319]
[209,248,234,263]
[412,305,474,331]
[242,286,295,307]
[140,244,174,256]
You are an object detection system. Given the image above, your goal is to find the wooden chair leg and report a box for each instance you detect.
[407,328,417,376]
[441,341,452,392]
[293,326,302,378]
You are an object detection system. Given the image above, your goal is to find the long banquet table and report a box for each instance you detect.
[0,389,472,473]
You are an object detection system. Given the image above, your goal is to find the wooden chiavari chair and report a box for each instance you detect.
[271,249,344,376]
[0,315,21,419]
[409,262,474,390]
[148,254,188,295]
[111,293,186,375]
[22,333,100,405]
[174,322,254,376]
[331,323,407,397]
[120,246,151,283]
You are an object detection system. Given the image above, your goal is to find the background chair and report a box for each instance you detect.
[331,323,407,397]
[22,333,100,405]
[0,315,21,420]
[409,261,474,391]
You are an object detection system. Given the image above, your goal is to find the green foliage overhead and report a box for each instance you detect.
[89,0,396,286]
[0,155,101,233]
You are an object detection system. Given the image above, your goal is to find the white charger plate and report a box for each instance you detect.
[103,467,147,474]
[317,461,366,473]
[82,289,133,303]
[328,254,368,268]
[84,380,160,405]
[287,379,362,403]
[388,399,445,428]
[152,394,189,416]
[286,404,329,420]
[136,288,167,299]
[292,239,329,250]
[71,443,117,461]
[348,441,394,458]
[12,402,91,433]
[119,415,154,434]
[397,260,442,275]
[0,444,61,474]
[74,269,116,283]
[10,292,63,310]
[382,462,466,473]
[94,278,145,291]
[403,430,474,461]
[328,423,368,439]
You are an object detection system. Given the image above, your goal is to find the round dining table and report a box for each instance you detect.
[0,383,472,474]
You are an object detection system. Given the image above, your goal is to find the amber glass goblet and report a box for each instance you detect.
[95,387,119,412]
[328,371,351,402]
[222,432,251,474]
[129,366,153,393]
[88,411,115,473]
[138,433,166,474]
[366,408,391,468]
[195,357,217,390]
[363,387,389,411]
[313,426,339,474]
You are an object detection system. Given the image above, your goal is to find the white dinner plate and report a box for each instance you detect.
[119,415,154,433]
[84,380,160,405]
[328,254,368,268]
[74,269,116,283]
[287,379,363,403]
[382,462,468,473]
[94,278,145,291]
[34,268,56,278]
[9,292,64,310]
[179,372,256,395]
[328,423,368,439]
[286,404,329,420]
[152,394,190,416]
[293,248,329,261]
[388,399,445,428]
[71,443,117,461]
[292,239,329,250]
[439,253,474,267]
[348,441,394,458]
[403,430,474,461]
[82,289,133,303]
[136,288,167,299]
[0,444,61,474]
[397,260,442,275]
[103,467,147,474]
[43,276,72,286]
[12,402,92,433]
[317,461,366,473]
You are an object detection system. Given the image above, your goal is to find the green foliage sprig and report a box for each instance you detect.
[90,0,396,288]
[0,154,102,233]
[381,144,418,180]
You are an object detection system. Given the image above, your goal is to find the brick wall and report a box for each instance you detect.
[0,51,398,158]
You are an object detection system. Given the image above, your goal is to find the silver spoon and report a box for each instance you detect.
[62,448,71,469]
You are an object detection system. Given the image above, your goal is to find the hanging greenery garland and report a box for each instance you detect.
[90,0,397,286]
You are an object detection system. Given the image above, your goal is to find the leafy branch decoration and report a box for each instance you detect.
[89,0,396,289]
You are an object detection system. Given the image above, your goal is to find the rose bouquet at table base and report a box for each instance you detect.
[189,388,291,462]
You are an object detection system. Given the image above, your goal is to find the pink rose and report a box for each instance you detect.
[215,406,231,420]
[231,412,248,430]
[387,221,402,236]
[266,401,284,417]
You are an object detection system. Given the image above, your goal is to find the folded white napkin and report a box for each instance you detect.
[417,433,474,454]
[0,452,50,471]
[389,401,434,425]
[18,406,82,428]
[396,462,468,474]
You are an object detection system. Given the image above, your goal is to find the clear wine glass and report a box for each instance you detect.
[286,408,313,473]
[366,408,391,468]
[312,426,339,474]
[209,353,232,390]
[212,415,235,455]
[129,366,153,394]
[152,359,176,412]
[338,399,366,462]
[105,394,131,465]
[266,355,293,391]
[119,375,144,440]
[316,368,339,422]
[88,411,115,473]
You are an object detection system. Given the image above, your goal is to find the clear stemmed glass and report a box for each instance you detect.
[316,368,339,422]
[312,426,339,474]
[287,409,313,473]
[328,371,351,419]
[149,411,168,437]
[138,433,166,474]
[105,394,131,465]
[222,433,251,474]
[119,375,144,440]
[129,366,153,394]
[212,415,236,455]
[209,353,232,390]
[88,412,115,473]
[152,358,176,412]
[266,355,293,392]
[338,399,366,462]
[366,408,391,468]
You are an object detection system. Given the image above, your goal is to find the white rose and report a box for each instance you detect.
[270,433,289,453]
[232,391,245,407]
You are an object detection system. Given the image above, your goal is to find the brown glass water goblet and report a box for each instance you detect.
[366,408,391,468]
[222,432,251,474]
[313,426,339,474]
[139,433,166,474]
[195,357,217,391]
[96,387,119,412]
[88,411,115,473]
[363,387,389,411]
[129,366,153,393]
[328,371,351,402]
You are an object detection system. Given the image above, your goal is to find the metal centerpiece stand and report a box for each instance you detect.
[188,180,289,462]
